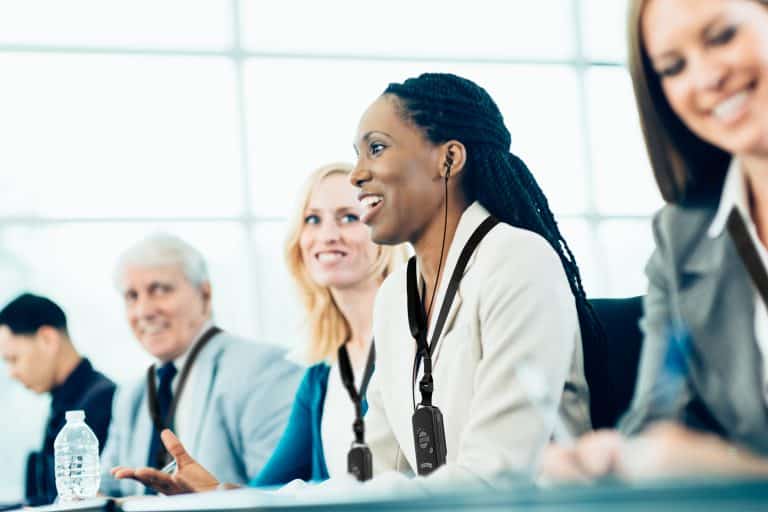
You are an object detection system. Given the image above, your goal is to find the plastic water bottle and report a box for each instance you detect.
[54,410,101,502]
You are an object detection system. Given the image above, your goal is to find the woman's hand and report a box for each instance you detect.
[111,429,220,495]
[617,422,768,480]
[538,429,624,483]
[541,421,768,483]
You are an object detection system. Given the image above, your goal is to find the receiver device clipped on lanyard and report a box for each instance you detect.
[337,340,376,481]
[407,215,498,476]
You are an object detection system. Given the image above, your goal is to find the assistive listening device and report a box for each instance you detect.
[347,442,373,482]
[406,215,499,476]
[411,399,447,475]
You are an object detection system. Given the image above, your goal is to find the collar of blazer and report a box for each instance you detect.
[673,210,765,432]
[674,205,756,359]
[681,216,732,278]
[414,201,491,365]
[173,330,227,455]
[678,225,744,329]
[683,157,750,280]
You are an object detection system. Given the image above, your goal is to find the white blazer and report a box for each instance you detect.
[365,201,590,483]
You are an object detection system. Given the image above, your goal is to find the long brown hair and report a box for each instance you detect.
[625,0,756,204]
[285,163,407,364]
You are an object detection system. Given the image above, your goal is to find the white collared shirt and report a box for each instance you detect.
[708,159,768,403]
[155,319,214,443]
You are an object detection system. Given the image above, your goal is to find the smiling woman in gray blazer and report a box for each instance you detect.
[541,0,768,481]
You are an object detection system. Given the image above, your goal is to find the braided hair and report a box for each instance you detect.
[384,73,613,429]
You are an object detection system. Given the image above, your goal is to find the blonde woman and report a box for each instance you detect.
[251,162,404,484]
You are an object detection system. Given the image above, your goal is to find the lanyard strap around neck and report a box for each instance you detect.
[407,215,499,406]
[338,340,376,444]
[146,325,221,434]
[727,208,768,309]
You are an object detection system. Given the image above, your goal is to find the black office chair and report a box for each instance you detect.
[587,296,644,428]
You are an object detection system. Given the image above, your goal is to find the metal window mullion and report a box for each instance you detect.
[0,42,624,68]
[230,0,266,340]
[571,0,612,295]
[0,215,287,225]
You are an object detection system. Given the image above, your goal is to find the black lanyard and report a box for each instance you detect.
[337,340,376,481]
[337,340,376,444]
[407,216,499,407]
[146,326,221,435]
[727,208,768,308]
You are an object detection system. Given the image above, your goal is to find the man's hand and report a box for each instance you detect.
[112,429,220,495]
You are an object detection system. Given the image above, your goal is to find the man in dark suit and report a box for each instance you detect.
[0,293,116,505]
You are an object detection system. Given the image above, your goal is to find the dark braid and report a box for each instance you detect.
[385,73,614,429]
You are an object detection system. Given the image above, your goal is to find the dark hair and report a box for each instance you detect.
[625,0,764,205]
[384,73,614,428]
[0,293,68,336]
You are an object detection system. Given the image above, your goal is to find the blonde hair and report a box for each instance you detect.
[625,0,768,204]
[285,162,407,364]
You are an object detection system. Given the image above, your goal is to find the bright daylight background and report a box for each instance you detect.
[0,0,660,500]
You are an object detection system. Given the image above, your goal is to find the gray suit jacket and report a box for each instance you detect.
[621,204,768,454]
[100,331,302,496]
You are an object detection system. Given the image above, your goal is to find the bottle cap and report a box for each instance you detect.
[65,410,86,422]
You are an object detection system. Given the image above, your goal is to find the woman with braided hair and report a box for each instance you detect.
[349,72,604,483]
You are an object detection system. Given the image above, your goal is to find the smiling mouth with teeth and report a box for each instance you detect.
[360,195,383,210]
[139,323,168,336]
[710,81,756,123]
[713,90,750,120]
[316,251,346,263]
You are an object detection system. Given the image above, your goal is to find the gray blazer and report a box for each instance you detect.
[100,331,302,496]
[621,204,768,455]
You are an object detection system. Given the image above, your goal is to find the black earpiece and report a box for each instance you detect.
[444,152,454,180]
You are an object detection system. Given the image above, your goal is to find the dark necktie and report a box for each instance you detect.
[146,361,177,470]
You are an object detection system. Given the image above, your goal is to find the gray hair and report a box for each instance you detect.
[114,233,210,290]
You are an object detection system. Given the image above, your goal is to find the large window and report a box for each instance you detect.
[0,0,659,499]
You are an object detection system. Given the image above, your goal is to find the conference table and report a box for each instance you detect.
[24,477,768,512]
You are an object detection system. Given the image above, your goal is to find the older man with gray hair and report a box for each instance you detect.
[100,234,302,496]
